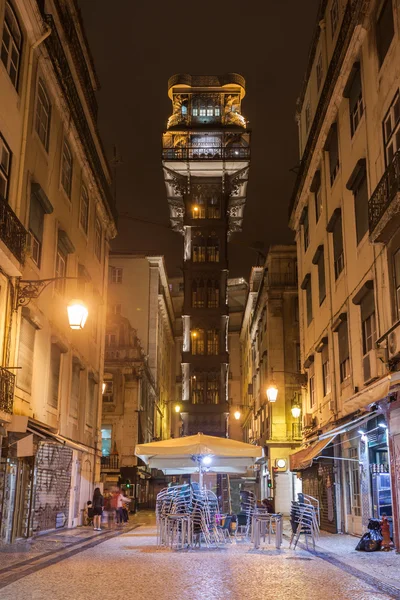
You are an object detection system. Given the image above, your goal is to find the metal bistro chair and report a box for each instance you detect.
[289,501,319,550]
[217,515,233,544]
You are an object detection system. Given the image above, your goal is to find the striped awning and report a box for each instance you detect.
[289,435,337,471]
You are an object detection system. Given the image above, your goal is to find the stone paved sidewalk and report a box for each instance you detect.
[283,520,400,593]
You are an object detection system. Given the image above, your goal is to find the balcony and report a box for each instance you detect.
[167,112,247,129]
[100,455,119,470]
[162,147,250,161]
[369,150,400,243]
[266,272,297,287]
[105,346,142,361]
[0,367,15,415]
[0,194,27,265]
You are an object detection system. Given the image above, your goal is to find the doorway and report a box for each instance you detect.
[345,447,362,535]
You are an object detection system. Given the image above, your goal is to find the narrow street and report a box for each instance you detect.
[0,513,398,600]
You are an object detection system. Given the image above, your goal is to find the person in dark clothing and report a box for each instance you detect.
[86,501,94,526]
[92,487,104,531]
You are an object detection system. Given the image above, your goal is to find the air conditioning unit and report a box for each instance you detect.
[388,327,400,360]
[363,349,379,383]
[303,413,314,428]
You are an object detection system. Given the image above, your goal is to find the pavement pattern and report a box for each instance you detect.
[0,513,398,600]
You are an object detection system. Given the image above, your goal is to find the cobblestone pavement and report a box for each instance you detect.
[0,513,399,600]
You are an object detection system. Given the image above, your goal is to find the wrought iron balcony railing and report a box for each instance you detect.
[52,0,98,121]
[0,367,15,414]
[43,15,116,221]
[0,193,27,264]
[368,149,400,236]
[167,112,247,129]
[100,455,120,470]
[162,147,250,161]
[266,272,297,287]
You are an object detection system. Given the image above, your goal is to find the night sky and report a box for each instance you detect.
[78,1,320,278]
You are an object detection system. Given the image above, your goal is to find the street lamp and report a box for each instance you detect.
[67,299,88,330]
[266,382,278,402]
[174,403,181,413]
[234,409,241,420]
[291,403,301,419]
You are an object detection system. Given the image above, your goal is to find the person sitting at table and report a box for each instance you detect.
[261,498,274,513]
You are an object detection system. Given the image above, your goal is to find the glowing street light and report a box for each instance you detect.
[266,382,278,402]
[67,299,88,330]
[291,404,301,419]
[201,455,212,466]
[234,410,241,420]
[174,404,181,413]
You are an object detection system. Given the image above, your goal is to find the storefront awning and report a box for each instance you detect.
[341,376,391,416]
[289,434,337,471]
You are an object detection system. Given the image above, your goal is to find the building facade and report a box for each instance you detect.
[162,73,251,437]
[289,0,400,539]
[101,254,175,507]
[0,0,116,541]
[240,247,302,513]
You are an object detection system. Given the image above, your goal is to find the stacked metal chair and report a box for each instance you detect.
[289,495,320,550]
[236,490,257,539]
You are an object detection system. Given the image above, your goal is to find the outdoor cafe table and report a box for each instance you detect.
[251,511,283,550]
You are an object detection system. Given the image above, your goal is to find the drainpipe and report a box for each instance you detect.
[15,25,51,217]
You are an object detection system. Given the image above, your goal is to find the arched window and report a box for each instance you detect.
[1,2,22,88]
[207,330,219,355]
[191,329,205,355]
[207,195,220,219]
[207,280,220,308]
[192,232,206,262]
[191,373,205,404]
[207,233,219,262]
[192,197,205,219]
[192,279,205,308]
[206,372,219,404]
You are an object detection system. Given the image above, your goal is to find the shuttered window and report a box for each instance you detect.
[361,290,376,355]
[338,320,350,382]
[48,344,62,409]
[376,0,394,66]
[87,374,97,425]
[16,317,36,393]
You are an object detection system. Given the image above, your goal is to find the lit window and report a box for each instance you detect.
[0,2,22,88]
[214,107,220,116]
[192,107,198,116]
[199,108,206,116]
[61,139,73,198]
[192,329,205,355]
[94,216,102,261]
[79,185,89,234]
[101,425,112,456]
[35,79,51,150]
[207,107,213,116]
[207,329,219,355]
[0,133,11,199]
[103,380,114,403]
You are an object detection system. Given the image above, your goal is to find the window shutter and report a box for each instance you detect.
[338,320,349,363]
[70,360,81,418]
[333,216,343,261]
[16,317,36,393]
[29,193,45,241]
[361,289,375,322]
[49,344,62,408]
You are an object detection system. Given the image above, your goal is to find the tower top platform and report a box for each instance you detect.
[168,73,246,99]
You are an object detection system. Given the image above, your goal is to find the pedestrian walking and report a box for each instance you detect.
[92,487,104,531]
[115,488,131,525]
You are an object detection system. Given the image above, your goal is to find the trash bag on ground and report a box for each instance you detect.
[355,519,383,551]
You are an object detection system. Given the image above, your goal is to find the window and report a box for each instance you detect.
[207,279,220,308]
[207,195,220,219]
[301,206,309,251]
[345,65,364,137]
[29,192,45,267]
[207,330,219,355]
[110,266,123,284]
[316,54,323,91]
[35,79,51,150]
[383,93,400,165]
[207,233,219,262]
[192,373,204,404]
[349,447,361,516]
[192,107,198,116]
[61,139,73,198]
[207,106,213,116]
[350,165,368,244]
[296,343,301,372]
[311,169,322,224]
[192,279,205,308]
[331,0,339,38]
[79,185,89,234]
[49,344,62,409]
[301,274,313,326]
[112,303,121,315]
[87,374,97,425]
[376,0,394,66]
[328,209,344,279]
[1,2,22,88]
[199,108,206,117]
[325,123,339,185]
[16,316,36,393]
[192,198,205,219]
[0,133,11,199]
[70,359,81,418]
[102,380,114,403]
[393,248,400,320]
[55,246,67,293]
[192,232,206,262]
[94,216,102,261]
[192,329,205,355]
[105,332,117,347]
[305,102,311,133]
[322,344,331,396]
[309,364,315,409]
[214,107,220,116]
[338,319,350,382]
[360,290,376,355]
[101,425,112,456]
[313,246,326,305]
[206,374,219,404]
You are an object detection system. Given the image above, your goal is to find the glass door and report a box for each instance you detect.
[345,447,362,535]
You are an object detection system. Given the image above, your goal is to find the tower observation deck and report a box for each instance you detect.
[162,73,251,437]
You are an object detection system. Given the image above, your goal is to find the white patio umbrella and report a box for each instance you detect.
[135,433,264,487]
